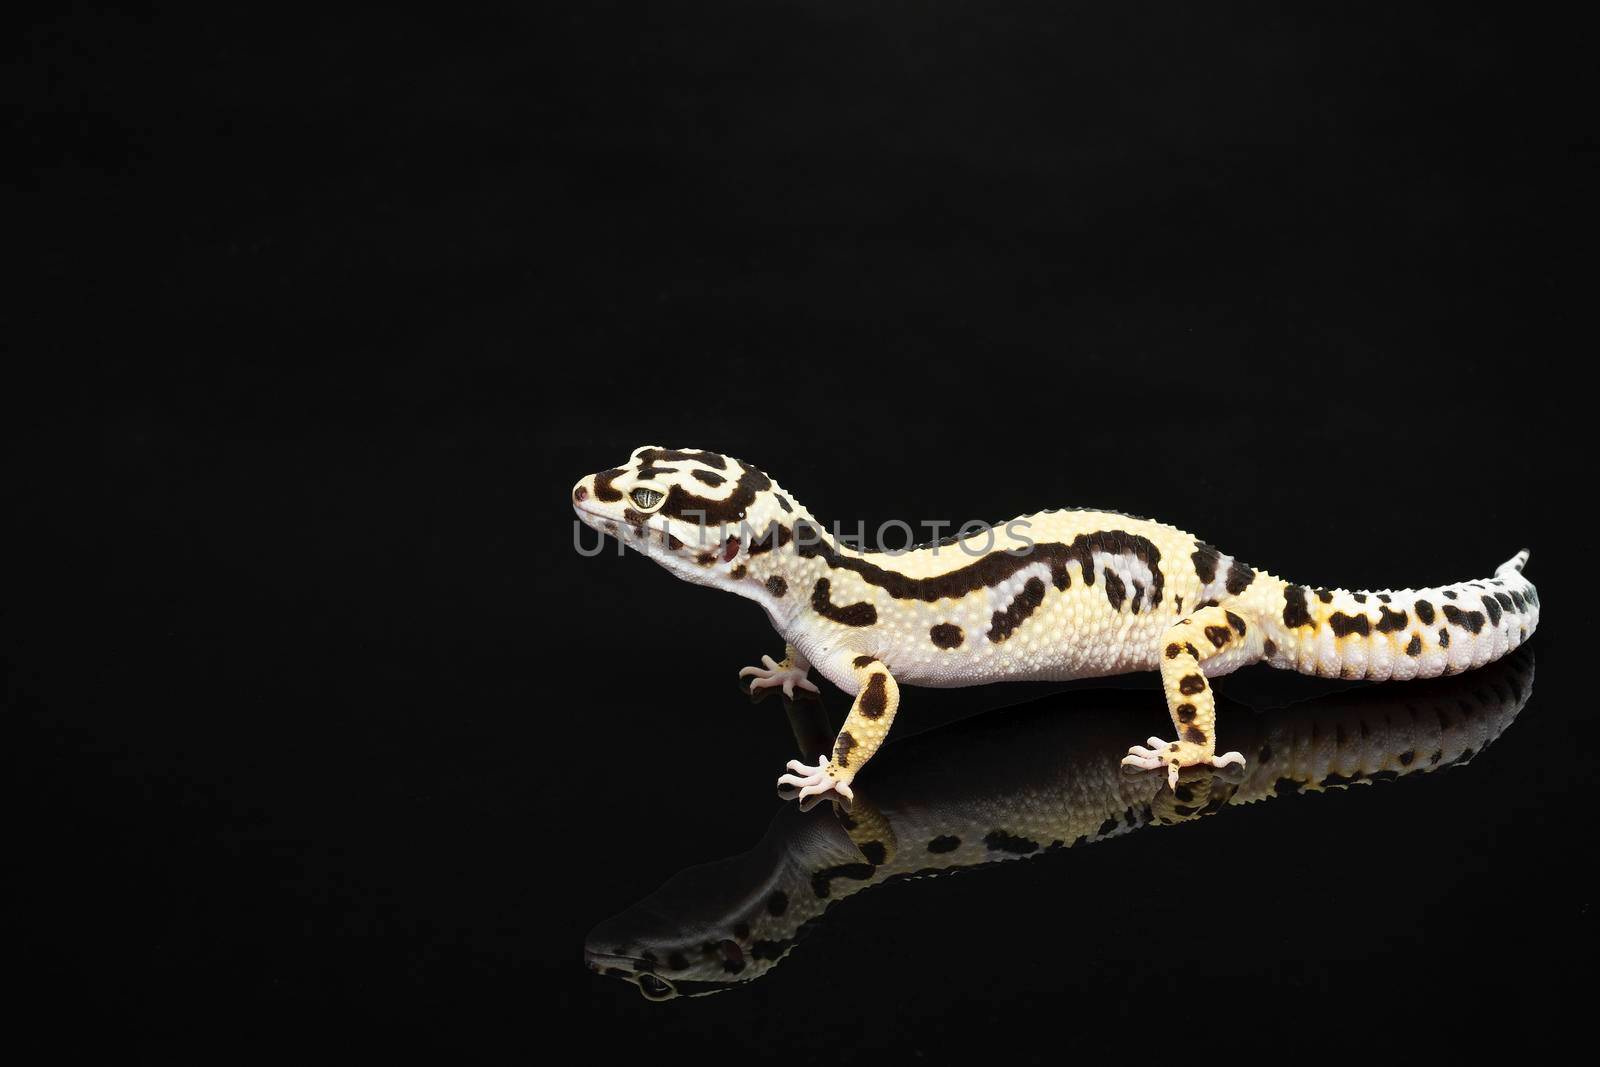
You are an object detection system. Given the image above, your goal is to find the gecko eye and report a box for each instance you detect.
[629,487,664,510]
[637,973,675,1000]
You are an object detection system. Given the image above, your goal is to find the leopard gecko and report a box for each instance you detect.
[571,446,1540,800]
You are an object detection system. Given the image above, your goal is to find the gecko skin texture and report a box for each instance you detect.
[572,446,1541,798]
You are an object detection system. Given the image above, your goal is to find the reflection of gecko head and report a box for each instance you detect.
[584,804,839,998]
[586,650,1535,1000]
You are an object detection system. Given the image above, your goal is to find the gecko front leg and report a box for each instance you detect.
[778,655,900,802]
[739,642,820,699]
[1122,604,1256,789]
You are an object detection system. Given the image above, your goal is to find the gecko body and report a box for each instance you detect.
[572,446,1540,798]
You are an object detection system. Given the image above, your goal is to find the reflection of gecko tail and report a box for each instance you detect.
[1229,646,1534,804]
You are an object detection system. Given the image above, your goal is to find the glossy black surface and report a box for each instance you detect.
[587,654,1539,1001]
[16,4,1585,1059]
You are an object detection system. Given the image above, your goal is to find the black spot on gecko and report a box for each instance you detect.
[930,623,964,649]
[1443,589,1458,600]
[1130,580,1145,613]
[1442,604,1486,634]
[1414,599,1436,625]
[766,575,787,597]
[775,493,793,512]
[1263,638,1277,657]
[1179,674,1206,695]
[927,835,960,853]
[1283,586,1313,628]
[858,674,890,719]
[1205,625,1232,648]
[858,841,887,865]
[1183,726,1207,744]
[1050,562,1071,591]
[1184,642,1200,659]
[810,863,874,899]
[1328,612,1371,637]
[1375,605,1409,633]
[729,564,746,580]
[989,577,1046,642]
[812,579,878,626]
[1315,588,1334,603]
[1481,595,1503,626]
[634,466,678,480]
[1351,592,1367,604]
[852,655,877,668]
[766,890,788,915]
[1398,750,1415,766]
[1165,642,1183,659]
[833,731,858,768]
[1192,544,1221,584]
[1438,627,1450,647]
[1225,560,1256,595]
[690,469,725,487]
[747,522,792,556]
[1225,610,1247,635]
[1102,570,1126,612]
[593,468,626,502]
[984,830,1039,854]
[1097,818,1120,836]
[1406,634,1423,656]
[1176,703,1197,722]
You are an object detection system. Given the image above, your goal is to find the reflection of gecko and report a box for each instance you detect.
[586,650,1534,1000]
[572,446,1540,798]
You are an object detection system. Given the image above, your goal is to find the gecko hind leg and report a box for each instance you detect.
[739,643,819,699]
[1122,605,1256,790]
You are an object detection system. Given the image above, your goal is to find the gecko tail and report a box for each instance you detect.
[1263,547,1538,683]
[1497,549,1530,576]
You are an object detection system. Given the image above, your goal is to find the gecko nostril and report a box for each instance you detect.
[574,485,588,502]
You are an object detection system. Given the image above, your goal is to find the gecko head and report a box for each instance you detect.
[571,445,802,588]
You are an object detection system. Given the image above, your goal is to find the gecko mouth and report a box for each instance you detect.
[574,503,691,554]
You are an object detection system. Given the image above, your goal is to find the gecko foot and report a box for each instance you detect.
[1122,739,1246,790]
[776,756,853,803]
[739,655,819,699]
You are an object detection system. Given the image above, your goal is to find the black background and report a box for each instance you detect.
[14,3,1590,1059]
